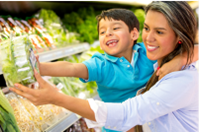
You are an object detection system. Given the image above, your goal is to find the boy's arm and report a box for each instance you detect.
[157,45,198,80]
[40,61,88,79]
[36,55,88,79]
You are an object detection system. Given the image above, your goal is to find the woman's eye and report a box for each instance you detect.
[144,27,149,31]
[157,31,163,34]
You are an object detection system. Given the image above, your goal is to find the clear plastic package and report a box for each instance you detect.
[51,104,69,119]
[6,92,39,132]
[37,104,58,125]
[0,35,39,87]
[18,96,49,131]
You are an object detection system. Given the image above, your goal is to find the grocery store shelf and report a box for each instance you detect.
[44,112,79,132]
[38,43,90,62]
[0,43,90,75]
[93,1,152,6]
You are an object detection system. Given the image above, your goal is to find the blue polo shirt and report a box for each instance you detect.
[80,42,156,103]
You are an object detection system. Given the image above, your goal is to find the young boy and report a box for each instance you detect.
[35,9,190,132]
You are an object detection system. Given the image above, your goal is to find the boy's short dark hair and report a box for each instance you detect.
[96,8,140,43]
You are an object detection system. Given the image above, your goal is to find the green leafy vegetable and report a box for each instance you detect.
[0,90,20,132]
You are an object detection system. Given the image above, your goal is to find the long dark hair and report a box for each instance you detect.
[135,1,196,132]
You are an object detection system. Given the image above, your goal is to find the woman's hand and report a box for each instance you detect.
[35,55,43,75]
[10,69,61,106]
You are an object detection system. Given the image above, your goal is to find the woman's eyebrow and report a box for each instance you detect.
[144,23,167,31]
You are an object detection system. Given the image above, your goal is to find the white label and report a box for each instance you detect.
[56,83,64,90]
[17,67,30,72]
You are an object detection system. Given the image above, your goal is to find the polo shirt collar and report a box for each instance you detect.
[104,42,143,62]
[104,52,119,62]
[133,42,142,52]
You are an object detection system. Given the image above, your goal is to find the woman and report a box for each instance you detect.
[10,1,198,132]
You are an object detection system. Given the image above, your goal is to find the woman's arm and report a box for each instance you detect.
[10,70,95,120]
[10,65,198,131]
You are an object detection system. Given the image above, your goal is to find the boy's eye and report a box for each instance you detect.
[113,27,119,30]
[100,31,105,35]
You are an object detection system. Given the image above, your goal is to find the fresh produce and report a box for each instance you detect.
[62,7,98,44]
[0,90,20,132]
[36,105,58,125]
[6,92,38,132]
[27,17,56,50]
[130,8,145,42]
[0,35,39,87]
[19,97,49,131]
[0,17,11,41]
[39,9,79,47]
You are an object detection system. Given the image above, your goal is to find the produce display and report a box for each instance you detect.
[0,90,20,132]
[130,8,145,42]
[38,9,79,47]
[36,105,58,125]
[18,97,49,131]
[62,7,98,44]
[0,35,39,88]
[6,92,38,132]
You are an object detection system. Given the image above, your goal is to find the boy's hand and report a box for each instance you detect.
[156,55,182,80]
[10,69,61,106]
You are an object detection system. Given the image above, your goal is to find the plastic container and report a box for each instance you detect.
[6,92,39,132]
[0,35,39,87]
[37,104,58,125]
[18,96,49,131]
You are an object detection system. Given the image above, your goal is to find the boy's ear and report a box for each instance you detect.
[131,28,139,41]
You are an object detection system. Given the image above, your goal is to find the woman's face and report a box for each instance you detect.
[142,10,179,65]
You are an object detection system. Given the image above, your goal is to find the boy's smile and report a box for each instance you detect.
[98,18,138,61]
[106,39,118,47]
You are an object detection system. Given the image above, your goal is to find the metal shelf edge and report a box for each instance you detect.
[38,43,90,62]
[44,112,79,132]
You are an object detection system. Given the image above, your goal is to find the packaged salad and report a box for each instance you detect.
[0,35,39,88]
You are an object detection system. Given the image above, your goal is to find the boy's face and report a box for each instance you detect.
[98,18,137,58]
